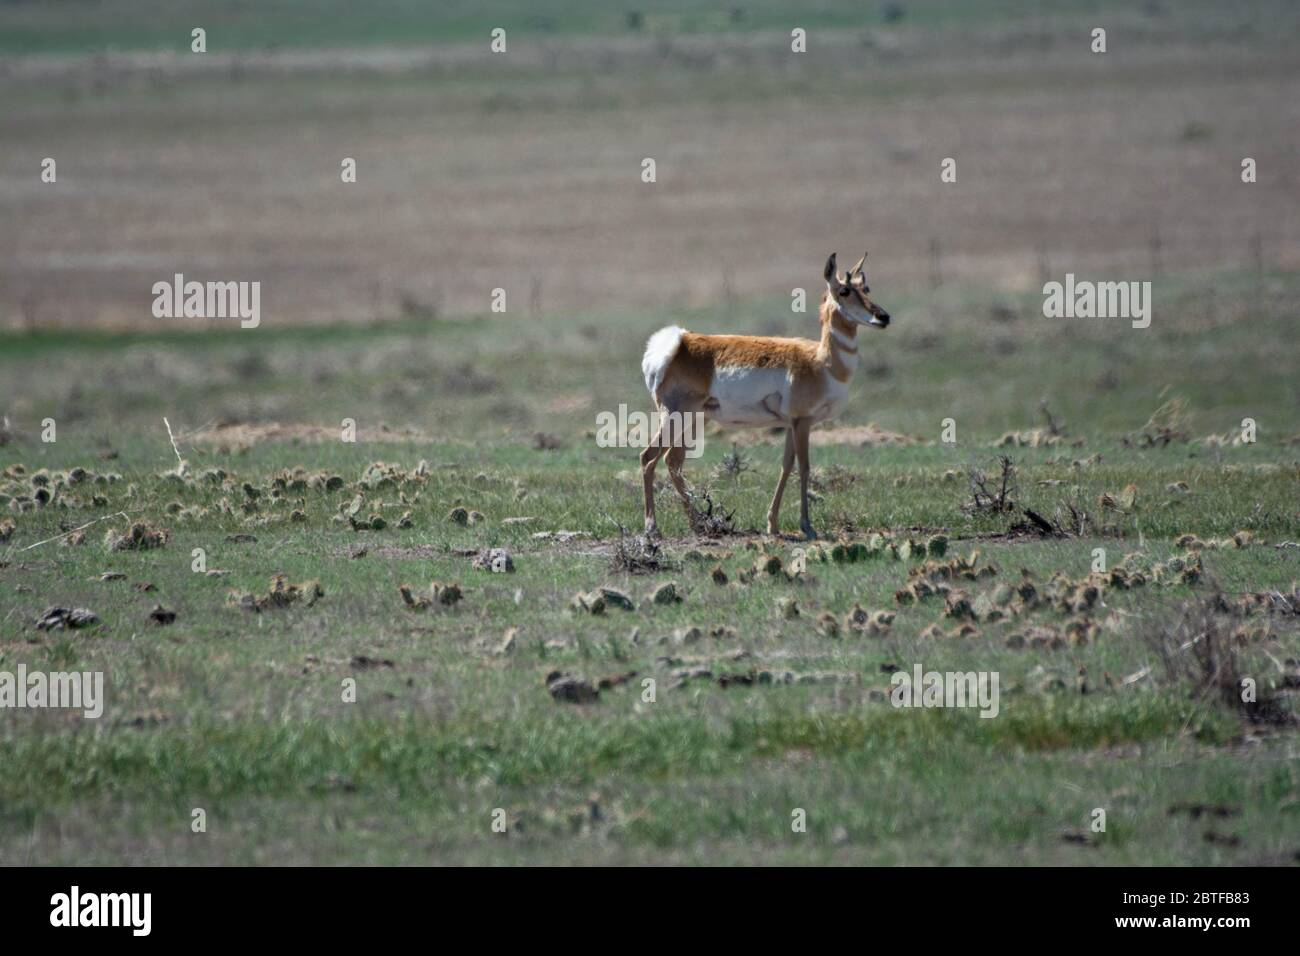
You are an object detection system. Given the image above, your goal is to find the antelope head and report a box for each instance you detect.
[823,252,891,329]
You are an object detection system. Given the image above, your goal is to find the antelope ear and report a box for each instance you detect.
[823,253,837,283]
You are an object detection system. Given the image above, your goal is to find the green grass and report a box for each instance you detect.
[4,0,1289,57]
[2,269,1298,864]
[3,269,1297,441]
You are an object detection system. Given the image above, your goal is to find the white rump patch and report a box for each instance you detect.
[642,325,686,398]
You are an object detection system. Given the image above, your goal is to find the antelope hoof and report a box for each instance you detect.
[766,519,780,536]
[800,522,818,541]
[644,520,661,539]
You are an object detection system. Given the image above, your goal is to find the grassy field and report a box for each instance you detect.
[1,1,1299,866]
[2,0,1285,55]
[1,271,1298,864]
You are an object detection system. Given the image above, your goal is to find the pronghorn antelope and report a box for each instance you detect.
[640,252,891,540]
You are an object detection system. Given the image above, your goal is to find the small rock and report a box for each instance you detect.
[845,603,869,629]
[472,548,515,573]
[650,581,682,606]
[596,586,635,610]
[398,584,427,609]
[106,522,170,552]
[431,581,462,606]
[36,607,100,631]
[532,530,591,543]
[597,670,637,690]
[148,605,177,626]
[351,655,395,670]
[546,671,598,704]
[571,591,606,615]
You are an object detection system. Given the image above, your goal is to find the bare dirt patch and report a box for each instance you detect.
[809,424,929,448]
[187,421,431,450]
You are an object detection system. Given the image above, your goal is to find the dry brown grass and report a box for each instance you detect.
[3,26,1298,330]
[185,421,431,449]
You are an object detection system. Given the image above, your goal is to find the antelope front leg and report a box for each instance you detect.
[766,427,796,535]
[794,418,816,540]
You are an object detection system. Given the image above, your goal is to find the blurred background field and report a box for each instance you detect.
[2,0,1298,329]
[2,0,1298,446]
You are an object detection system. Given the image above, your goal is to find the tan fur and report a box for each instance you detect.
[655,293,857,413]
[642,253,889,539]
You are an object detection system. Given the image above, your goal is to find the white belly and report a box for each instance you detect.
[707,366,792,427]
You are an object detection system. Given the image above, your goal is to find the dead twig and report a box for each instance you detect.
[964,455,1017,514]
[8,510,133,556]
[604,513,668,573]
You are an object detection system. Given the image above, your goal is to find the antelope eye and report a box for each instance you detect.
[863,286,870,293]
[838,286,850,297]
